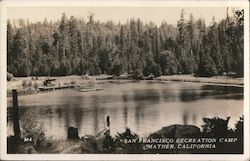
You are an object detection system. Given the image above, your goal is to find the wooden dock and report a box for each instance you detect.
[38,85,75,91]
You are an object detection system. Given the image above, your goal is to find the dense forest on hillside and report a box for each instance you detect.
[7,9,244,77]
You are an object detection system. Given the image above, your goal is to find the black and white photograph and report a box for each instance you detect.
[0,0,249,160]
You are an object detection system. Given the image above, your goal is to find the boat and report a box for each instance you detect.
[75,84,103,92]
[75,78,103,92]
[75,85,103,92]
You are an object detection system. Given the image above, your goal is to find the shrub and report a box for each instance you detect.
[102,133,115,153]
[71,81,76,85]
[235,116,243,133]
[234,116,244,153]
[33,82,39,89]
[112,63,123,76]
[22,80,28,88]
[133,68,144,80]
[143,63,162,77]
[152,64,162,77]
[114,128,142,153]
[20,111,46,148]
[202,117,230,137]
[28,80,33,87]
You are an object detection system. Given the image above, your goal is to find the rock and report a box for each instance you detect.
[67,127,79,140]
[150,124,200,138]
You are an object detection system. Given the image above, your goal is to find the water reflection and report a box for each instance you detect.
[7,81,243,138]
[122,94,129,128]
[181,110,198,126]
[161,90,178,102]
[179,85,243,102]
[180,88,200,102]
[192,114,197,125]
[183,110,188,125]
[200,85,243,100]
[133,89,160,104]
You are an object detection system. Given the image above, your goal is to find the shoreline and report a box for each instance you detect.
[155,75,243,87]
[7,74,243,97]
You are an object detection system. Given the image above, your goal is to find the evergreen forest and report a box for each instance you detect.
[7,9,244,77]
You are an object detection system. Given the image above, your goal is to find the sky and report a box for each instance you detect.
[7,7,236,26]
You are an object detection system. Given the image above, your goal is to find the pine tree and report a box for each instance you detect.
[7,10,244,78]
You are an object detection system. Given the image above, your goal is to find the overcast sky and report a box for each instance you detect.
[7,7,236,26]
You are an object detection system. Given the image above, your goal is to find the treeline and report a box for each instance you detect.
[7,9,244,77]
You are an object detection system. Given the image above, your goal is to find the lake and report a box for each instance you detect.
[7,80,243,138]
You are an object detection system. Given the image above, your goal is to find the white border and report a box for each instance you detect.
[0,1,249,161]
[0,1,7,160]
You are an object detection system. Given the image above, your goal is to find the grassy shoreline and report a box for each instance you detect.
[156,75,243,87]
[7,74,243,91]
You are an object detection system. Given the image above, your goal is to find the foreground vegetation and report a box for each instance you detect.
[8,116,243,154]
[7,9,244,78]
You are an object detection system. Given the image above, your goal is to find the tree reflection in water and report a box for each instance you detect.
[7,81,243,139]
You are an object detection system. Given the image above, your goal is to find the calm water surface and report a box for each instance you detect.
[7,80,243,138]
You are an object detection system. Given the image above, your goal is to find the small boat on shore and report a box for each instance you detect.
[76,87,103,92]
[75,77,103,92]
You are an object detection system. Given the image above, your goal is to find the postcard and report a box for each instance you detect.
[0,0,249,160]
